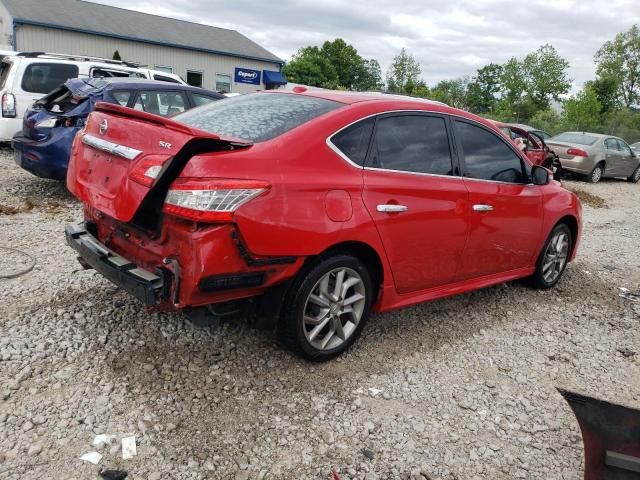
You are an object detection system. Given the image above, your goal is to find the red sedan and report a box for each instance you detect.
[66,90,582,361]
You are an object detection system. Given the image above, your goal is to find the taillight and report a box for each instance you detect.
[128,156,169,187]
[567,148,588,157]
[2,93,16,118]
[163,178,270,223]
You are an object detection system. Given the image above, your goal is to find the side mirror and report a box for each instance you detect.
[531,165,550,185]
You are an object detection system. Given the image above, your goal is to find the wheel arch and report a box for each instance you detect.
[312,240,385,301]
[555,214,579,259]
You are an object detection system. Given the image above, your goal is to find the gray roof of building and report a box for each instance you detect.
[2,0,283,64]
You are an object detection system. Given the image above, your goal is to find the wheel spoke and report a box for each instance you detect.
[341,276,361,298]
[308,294,330,308]
[308,316,331,342]
[320,327,336,349]
[319,274,331,298]
[335,319,346,340]
[304,311,328,326]
[332,269,345,301]
[542,260,554,273]
[343,292,365,307]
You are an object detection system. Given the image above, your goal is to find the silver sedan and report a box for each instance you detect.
[547,132,640,183]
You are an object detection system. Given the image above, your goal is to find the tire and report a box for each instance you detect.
[278,254,373,361]
[527,223,572,289]
[627,166,640,183]
[587,163,604,183]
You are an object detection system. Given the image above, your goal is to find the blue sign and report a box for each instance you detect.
[234,67,261,85]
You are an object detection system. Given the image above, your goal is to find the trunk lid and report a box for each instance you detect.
[545,140,582,159]
[67,102,250,224]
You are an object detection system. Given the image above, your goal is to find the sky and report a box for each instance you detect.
[95,0,640,92]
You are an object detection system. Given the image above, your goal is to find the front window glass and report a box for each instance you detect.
[174,93,342,142]
[552,133,598,146]
[368,115,453,175]
[22,63,79,94]
[455,120,525,183]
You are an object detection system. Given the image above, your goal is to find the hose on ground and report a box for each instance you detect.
[0,246,36,279]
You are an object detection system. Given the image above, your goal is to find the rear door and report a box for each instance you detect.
[452,119,543,280]
[361,113,469,294]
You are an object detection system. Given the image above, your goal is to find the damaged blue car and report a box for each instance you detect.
[12,77,223,180]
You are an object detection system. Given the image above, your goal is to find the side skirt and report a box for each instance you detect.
[376,267,536,312]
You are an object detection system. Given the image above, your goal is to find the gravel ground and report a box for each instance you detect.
[1,147,639,480]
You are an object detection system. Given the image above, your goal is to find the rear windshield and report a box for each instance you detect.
[0,61,11,89]
[551,133,598,146]
[174,93,343,142]
[22,63,79,94]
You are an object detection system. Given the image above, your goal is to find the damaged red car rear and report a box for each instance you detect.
[66,91,582,361]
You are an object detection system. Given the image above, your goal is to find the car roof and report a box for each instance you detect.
[65,77,222,96]
[265,88,446,106]
[262,89,505,132]
[555,132,612,140]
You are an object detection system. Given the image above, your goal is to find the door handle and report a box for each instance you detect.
[472,204,494,212]
[377,204,408,213]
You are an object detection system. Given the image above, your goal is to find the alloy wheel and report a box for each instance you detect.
[542,231,569,284]
[591,167,602,183]
[634,168,640,182]
[302,267,366,351]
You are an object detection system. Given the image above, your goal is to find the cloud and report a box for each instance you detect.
[93,0,640,90]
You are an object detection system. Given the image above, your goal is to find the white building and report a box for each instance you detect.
[0,0,287,93]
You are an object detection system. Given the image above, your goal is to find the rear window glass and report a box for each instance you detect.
[0,61,11,89]
[22,63,79,94]
[174,93,343,142]
[110,91,132,106]
[552,133,598,146]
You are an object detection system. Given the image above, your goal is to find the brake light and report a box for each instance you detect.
[129,156,169,187]
[163,178,270,223]
[567,148,588,157]
[2,93,16,118]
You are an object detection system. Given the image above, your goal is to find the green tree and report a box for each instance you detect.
[595,24,640,108]
[431,78,469,109]
[282,39,383,91]
[586,76,620,113]
[523,44,571,109]
[359,59,384,91]
[466,63,503,113]
[386,48,421,94]
[497,45,571,121]
[562,87,602,131]
[282,46,339,88]
[530,109,564,135]
[112,50,122,61]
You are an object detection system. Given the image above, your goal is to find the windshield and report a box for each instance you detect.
[174,93,343,142]
[551,133,598,146]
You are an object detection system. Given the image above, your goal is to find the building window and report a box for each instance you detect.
[154,65,173,73]
[215,73,231,93]
[186,70,203,88]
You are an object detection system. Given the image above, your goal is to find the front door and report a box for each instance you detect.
[616,139,638,177]
[452,119,544,279]
[361,113,469,294]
